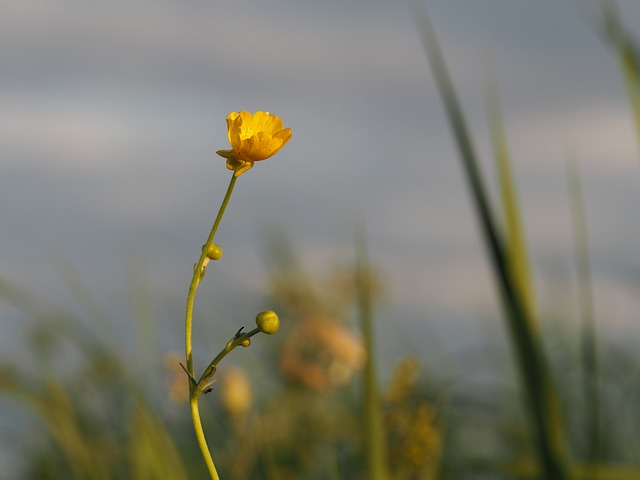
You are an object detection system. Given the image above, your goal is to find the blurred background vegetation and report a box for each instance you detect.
[2,1,640,479]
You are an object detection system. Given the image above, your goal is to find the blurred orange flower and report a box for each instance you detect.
[216,110,292,176]
[280,317,366,392]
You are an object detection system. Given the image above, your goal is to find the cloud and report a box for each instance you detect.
[0,0,426,93]
[0,95,137,169]
[0,0,639,351]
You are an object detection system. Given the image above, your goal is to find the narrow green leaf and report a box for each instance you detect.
[566,152,600,463]
[356,223,389,480]
[601,0,640,156]
[487,83,539,332]
[410,2,569,477]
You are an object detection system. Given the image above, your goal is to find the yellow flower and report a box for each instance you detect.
[216,110,292,176]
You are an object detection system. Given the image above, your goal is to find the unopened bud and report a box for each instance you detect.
[204,243,223,261]
[255,310,280,335]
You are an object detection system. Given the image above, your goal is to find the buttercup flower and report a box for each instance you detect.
[216,110,292,176]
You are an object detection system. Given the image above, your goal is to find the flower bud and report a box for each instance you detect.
[205,243,223,261]
[240,338,251,347]
[255,310,280,335]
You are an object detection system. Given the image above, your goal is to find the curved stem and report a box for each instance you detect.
[184,174,238,479]
[185,174,237,376]
[190,394,220,480]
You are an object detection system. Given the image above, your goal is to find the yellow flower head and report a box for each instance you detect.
[216,110,292,176]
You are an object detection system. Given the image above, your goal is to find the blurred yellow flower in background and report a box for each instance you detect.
[217,110,292,176]
[220,367,253,418]
[385,357,442,479]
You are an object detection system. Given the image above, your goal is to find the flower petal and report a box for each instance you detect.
[239,132,282,160]
[219,110,290,173]
[251,111,284,134]
[227,114,244,151]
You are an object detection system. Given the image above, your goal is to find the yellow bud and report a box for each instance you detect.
[255,310,280,335]
[240,338,251,347]
[205,243,223,260]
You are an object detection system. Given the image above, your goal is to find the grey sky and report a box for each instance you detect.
[1,0,640,359]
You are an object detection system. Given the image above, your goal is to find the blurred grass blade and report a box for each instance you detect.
[487,83,539,331]
[572,464,640,480]
[566,153,600,464]
[32,382,112,480]
[54,255,109,326]
[129,402,189,480]
[601,0,640,155]
[355,223,388,480]
[510,459,640,479]
[411,2,569,478]
[489,82,568,472]
[54,255,123,356]
[127,254,158,377]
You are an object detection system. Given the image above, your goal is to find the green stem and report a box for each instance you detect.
[356,225,388,480]
[198,328,261,388]
[567,156,600,463]
[184,174,238,479]
[190,394,220,480]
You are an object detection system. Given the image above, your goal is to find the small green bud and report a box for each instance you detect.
[204,243,223,261]
[255,310,280,335]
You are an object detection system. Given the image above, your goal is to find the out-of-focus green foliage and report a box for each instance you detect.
[2,223,640,479]
[0,257,445,479]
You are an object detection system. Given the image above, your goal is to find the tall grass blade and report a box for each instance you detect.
[411,3,569,477]
[601,0,640,156]
[127,254,158,377]
[487,83,539,332]
[355,223,389,480]
[489,83,571,474]
[31,382,113,480]
[54,255,123,356]
[566,153,600,466]
[128,402,189,480]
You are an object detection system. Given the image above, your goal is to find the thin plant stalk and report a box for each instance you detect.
[601,0,640,155]
[566,154,600,464]
[411,3,568,478]
[487,82,539,330]
[356,225,388,480]
[184,174,238,480]
[573,1,640,154]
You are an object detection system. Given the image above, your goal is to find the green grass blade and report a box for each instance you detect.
[127,254,158,377]
[566,153,600,465]
[487,84,539,332]
[355,223,388,480]
[411,3,569,478]
[601,0,640,156]
[128,402,189,480]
